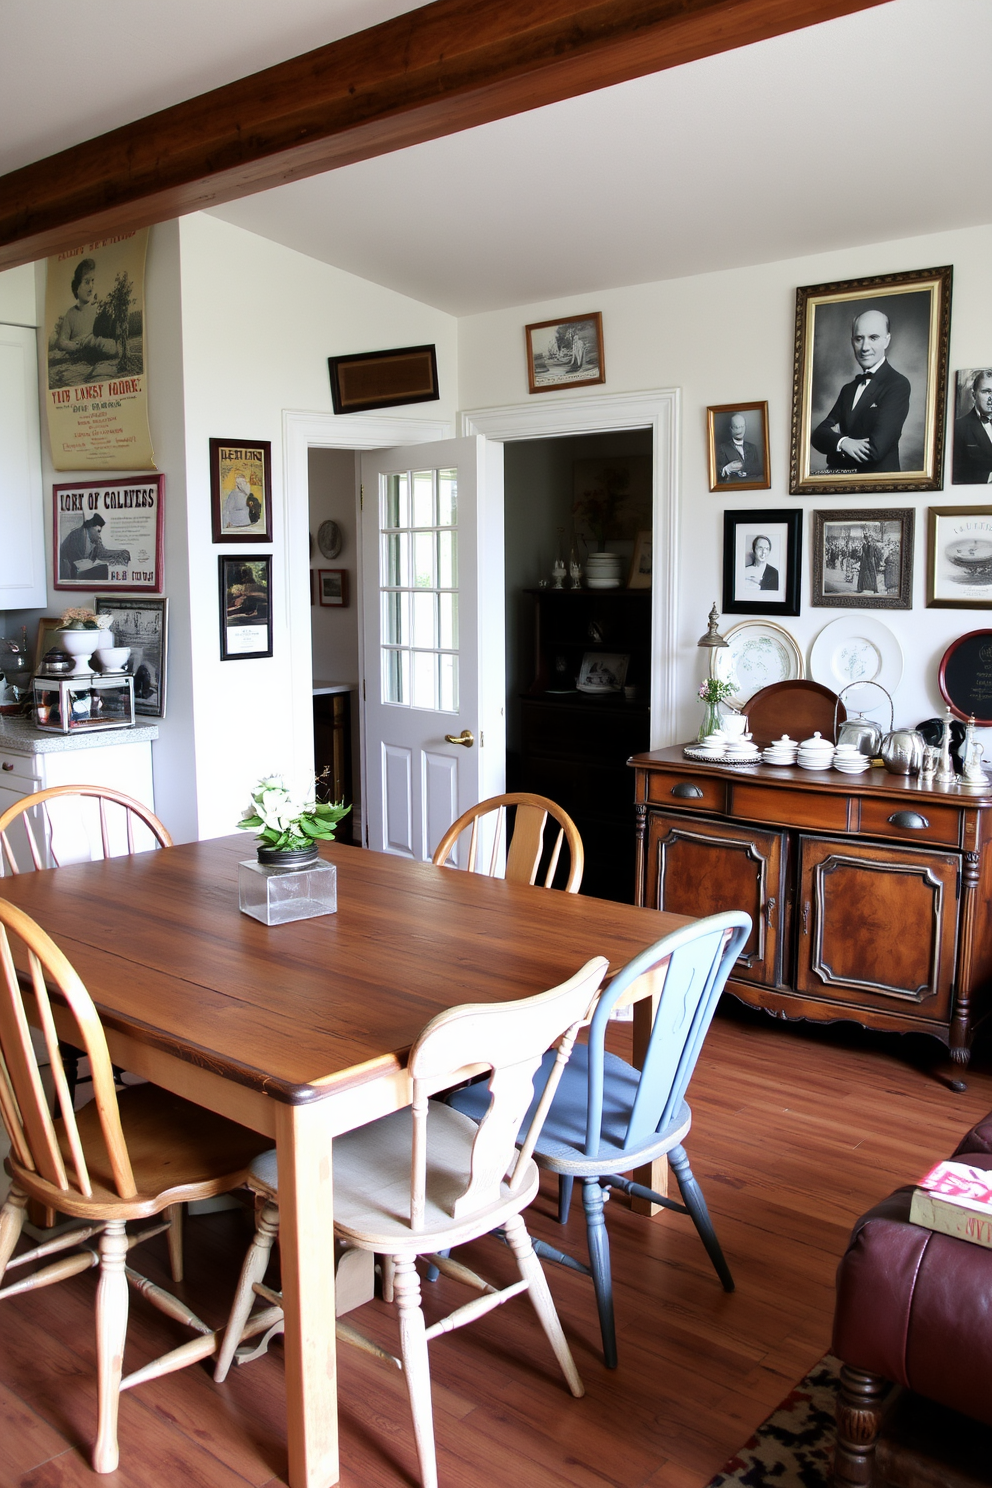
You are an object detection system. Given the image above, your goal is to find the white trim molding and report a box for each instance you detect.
[459,390,681,748]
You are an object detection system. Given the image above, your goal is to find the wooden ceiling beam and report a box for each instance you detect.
[0,0,893,270]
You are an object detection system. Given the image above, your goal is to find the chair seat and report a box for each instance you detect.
[450,1045,691,1176]
[246,1102,541,1252]
[9,1084,271,1219]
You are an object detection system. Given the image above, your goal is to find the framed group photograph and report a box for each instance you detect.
[951,369,992,484]
[927,506,992,608]
[810,509,914,610]
[219,556,272,661]
[722,509,802,617]
[789,264,952,495]
[53,475,164,592]
[317,569,349,607]
[94,597,169,717]
[209,438,273,542]
[707,402,770,491]
[525,312,604,394]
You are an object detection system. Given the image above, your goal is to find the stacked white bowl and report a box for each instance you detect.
[831,742,872,774]
[761,734,799,766]
[722,735,760,762]
[796,731,836,770]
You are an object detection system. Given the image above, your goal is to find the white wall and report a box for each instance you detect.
[178,214,458,838]
[459,222,992,745]
[0,263,37,326]
[308,447,359,684]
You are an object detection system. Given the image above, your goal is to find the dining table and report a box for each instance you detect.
[1,834,689,1488]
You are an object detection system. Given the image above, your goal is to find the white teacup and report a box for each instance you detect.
[720,712,748,737]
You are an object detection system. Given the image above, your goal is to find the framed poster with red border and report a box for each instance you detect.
[53,475,164,592]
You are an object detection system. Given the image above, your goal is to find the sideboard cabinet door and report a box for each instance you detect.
[644,810,787,987]
[795,835,959,1021]
[0,325,46,609]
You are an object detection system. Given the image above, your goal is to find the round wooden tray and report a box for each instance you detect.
[744,679,845,747]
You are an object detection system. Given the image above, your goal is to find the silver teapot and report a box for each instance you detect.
[833,682,891,758]
[880,727,926,776]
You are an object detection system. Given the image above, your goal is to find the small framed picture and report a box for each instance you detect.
[628,530,652,589]
[95,596,169,717]
[327,345,439,415]
[577,652,629,693]
[219,555,272,660]
[318,568,349,607]
[707,402,770,491]
[951,369,992,484]
[810,509,914,610]
[927,506,992,608]
[789,264,952,495]
[210,438,273,542]
[722,510,802,617]
[525,313,604,394]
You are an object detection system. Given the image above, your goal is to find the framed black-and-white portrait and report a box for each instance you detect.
[722,509,802,616]
[811,509,914,610]
[94,596,169,717]
[928,506,992,608]
[525,313,604,394]
[707,401,770,491]
[790,265,952,495]
[951,369,992,485]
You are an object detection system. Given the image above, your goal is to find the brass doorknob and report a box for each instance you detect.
[444,729,475,747]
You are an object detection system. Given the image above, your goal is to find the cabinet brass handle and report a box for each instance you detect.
[764,897,776,927]
[444,729,475,747]
[1,762,12,772]
[888,811,929,830]
[671,782,704,799]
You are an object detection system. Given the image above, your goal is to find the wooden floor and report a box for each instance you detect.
[4,1003,992,1488]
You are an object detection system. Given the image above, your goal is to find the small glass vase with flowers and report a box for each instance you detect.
[697,678,737,741]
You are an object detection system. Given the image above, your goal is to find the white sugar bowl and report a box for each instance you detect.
[797,731,835,769]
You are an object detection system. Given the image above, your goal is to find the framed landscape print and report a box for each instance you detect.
[789,265,952,495]
[928,506,992,608]
[525,313,604,393]
[707,401,770,491]
[810,508,914,609]
[219,555,272,660]
[209,438,273,542]
[53,475,164,592]
[722,509,802,617]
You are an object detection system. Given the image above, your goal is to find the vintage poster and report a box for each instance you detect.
[53,476,164,592]
[45,229,155,471]
[209,438,273,542]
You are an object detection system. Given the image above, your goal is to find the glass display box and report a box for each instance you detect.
[238,857,338,926]
[32,674,136,734]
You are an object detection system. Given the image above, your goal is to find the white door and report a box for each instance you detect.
[360,436,504,861]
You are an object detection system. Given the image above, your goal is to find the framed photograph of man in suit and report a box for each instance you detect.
[789,265,952,495]
[952,369,992,485]
[707,402,770,491]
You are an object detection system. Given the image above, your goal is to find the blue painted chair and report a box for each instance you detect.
[448,910,752,1368]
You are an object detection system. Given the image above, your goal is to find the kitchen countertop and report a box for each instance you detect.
[0,714,160,756]
[312,680,356,696]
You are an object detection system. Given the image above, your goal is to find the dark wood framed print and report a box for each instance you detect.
[219,555,272,661]
[53,475,164,592]
[525,312,604,394]
[722,509,802,617]
[210,438,273,542]
[789,264,952,495]
[707,402,770,491]
[811,508,914,610]
[95,596,169,717]
[327,344,439,415]
[317,568,349,607]
[928,506,992,608]
[939,630,992,724]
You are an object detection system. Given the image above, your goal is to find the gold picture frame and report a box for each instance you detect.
[707,402,770,491]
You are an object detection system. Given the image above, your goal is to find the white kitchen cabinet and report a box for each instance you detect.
[0,323,46,609]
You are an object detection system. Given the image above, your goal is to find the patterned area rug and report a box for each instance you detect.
[705,1354,839,1488]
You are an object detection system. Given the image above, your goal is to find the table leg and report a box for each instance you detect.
[275,1100,339,1488]
[631,979,668,1218]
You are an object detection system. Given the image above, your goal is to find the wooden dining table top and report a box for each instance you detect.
[0,834,689,1104]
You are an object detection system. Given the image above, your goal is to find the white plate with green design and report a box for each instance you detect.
[714,621,805,703]
[809,615,903,696]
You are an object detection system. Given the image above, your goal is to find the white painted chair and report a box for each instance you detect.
[214,955,608,1488]
[432,791,584,893]
[0,896,271,1474]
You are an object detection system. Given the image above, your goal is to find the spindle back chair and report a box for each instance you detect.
[432,791,583,893]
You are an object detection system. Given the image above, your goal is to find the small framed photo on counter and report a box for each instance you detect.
[219,556,272,660]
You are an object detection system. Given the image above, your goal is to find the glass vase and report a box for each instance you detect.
[698,699,722,741]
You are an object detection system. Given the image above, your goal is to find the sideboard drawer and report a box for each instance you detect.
[731,782,853,833]
[858,798,962,848]
[644,770,726,813]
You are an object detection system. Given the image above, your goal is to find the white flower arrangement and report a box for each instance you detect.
[238,774,350,852]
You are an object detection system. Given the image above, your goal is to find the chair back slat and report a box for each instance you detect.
[585,912,752,1158]
[0,897,138,1200]
[432,792,584,893]
[542,827,565,889]
[0,786,171,877]
[98,798,111,859]
[487,807,505,877]
[504,803,548,886]
[407,956,607,1226]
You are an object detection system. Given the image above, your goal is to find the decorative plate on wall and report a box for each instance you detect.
[938,630,992,724]
[714,620,805,702]
[317,520,342,559]
[809,616,903,696]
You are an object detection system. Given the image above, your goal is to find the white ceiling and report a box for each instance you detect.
[6,0,992,316]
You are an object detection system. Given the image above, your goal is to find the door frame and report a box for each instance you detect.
[282,409,453,827]
[460,389,680,748]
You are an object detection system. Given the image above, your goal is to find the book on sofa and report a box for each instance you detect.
[910,1160,992,1249]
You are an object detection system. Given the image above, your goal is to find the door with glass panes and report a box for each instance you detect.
[360,437,504,861]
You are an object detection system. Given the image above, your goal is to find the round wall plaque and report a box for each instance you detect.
[317,520,342,559]
[938,630,992,724]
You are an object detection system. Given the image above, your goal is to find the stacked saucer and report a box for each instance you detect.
[693,734,726,759]
[831,742,872,774]
[761,734,799,766]
[797,731,835,770]
[722,737,760,762]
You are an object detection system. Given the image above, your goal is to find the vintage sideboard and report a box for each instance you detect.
[631,746,992,1068]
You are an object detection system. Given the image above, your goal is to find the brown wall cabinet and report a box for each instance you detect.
[633,747,992,1067]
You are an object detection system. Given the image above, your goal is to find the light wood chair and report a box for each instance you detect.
[431,791,584,893]
[0,783,172,876]
[0,896,271,1474]
[214,955,608,1488]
